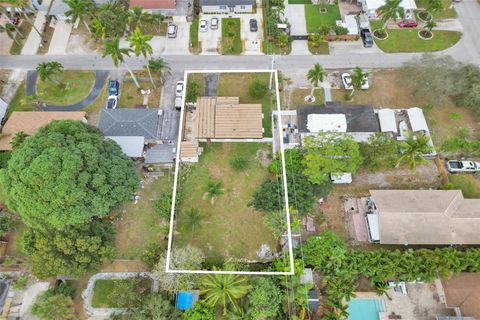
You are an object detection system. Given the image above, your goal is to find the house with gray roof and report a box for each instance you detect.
[199,0,254,14]
[98,109,176,164]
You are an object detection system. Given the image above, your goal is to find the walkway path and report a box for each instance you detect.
[21,12,46,55]
[25,70,109,111]
[47,20,73,55]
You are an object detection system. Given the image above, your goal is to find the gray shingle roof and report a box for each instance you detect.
[199,0,254,6]
[98,109,161,139]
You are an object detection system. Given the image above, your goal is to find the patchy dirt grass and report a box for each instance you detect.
[288,88,325,109]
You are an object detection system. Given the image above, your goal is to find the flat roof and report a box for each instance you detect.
[106,136,144,158]
[307,114,347,133]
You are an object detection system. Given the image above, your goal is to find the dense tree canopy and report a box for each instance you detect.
[22,219,115,278]
[31,290,76,320]
[360,133,400,172]
[249,277,283,319]
[0,120,138,230]
[303,132,363,184]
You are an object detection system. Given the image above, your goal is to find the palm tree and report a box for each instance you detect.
[349,66,368,98]
[151,12,164,33]
[8,0,43,38]
[185,208,201,233]
[0,24,22,46]
[36,61,64,84]
[147,58,171,84]
[128,6,151,32]
[422,0,442,20]
[64,0,95,34]
[127,27,154,87]
[103,37,140,88]
[374,281,392,300]
[378,0,405,30]
[397,131,433,171]
[205,181,224,200]
[306,63,327,98]
[422,20,437,37]
[200,271,251,315]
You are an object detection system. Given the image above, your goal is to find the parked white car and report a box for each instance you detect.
[446,160,480,173]
[106,95,118,109]
[341,73,369,90]
[199,19,208,32]
[175,81,185,97]
[167,23,177,38]
[211,17,219,30]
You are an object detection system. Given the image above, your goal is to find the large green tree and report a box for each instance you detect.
[397,131,433,171]
[36,61,64,84]
[360,133,400,172]
[64,0,95,34]
[249,277,283,319]
[31,291,76,319]
[0,120,138,230]
[127,27,154,86]
[21,219,115,278]
[378,0,405,30]
[303,132,363,184]
[306,63,327,97]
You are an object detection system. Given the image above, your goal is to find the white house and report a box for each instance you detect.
[199,0,254,14]
[359,0,417,19]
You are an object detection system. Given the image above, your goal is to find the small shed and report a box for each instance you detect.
[366,213,380,242]
[407,107,429,133]
[176,290,199,310]
[378,109,397,133]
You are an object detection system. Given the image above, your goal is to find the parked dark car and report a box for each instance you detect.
[108,80,119,96]
[360,28,373,48]
[397,19,418,28]
[249,19,258,32]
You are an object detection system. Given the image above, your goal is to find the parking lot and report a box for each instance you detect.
[199,15,221,55]
[163,22,190,55]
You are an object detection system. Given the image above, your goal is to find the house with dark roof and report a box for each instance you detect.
[199,0,254,14]
[98,109,176,164]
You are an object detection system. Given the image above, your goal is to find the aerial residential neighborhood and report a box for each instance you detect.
[0,0,479,319]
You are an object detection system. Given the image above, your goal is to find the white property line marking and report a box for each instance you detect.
[166,69,294,275]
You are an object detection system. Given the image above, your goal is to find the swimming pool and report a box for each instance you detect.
[348,299,386,320]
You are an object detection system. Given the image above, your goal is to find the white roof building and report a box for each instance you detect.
[306,114,347,133]
[361,0,416,18]
[106,136,145,158]
[407,107,429,133]
[378,109,397,133]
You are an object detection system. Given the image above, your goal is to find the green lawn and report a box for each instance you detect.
[7,82,36,116]
[305,4,341,33]
[448,175,480,199]
[175,143,277,264]
[221,18,242,55]
[288,0,310,3]
[415,0,457,19]
[290,88,325,108]
[189,17,201,54]
[118,80,162,108]
[370,21,462,53]
[307,41,329,54]
[36,71,96,105]
[217,73,273,137]
[91,278,152,308]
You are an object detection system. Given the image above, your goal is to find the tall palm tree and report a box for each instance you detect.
[185,207,201,233]
[64,0,95,34]
[423,0,443,20]
[36,61,64,84]
[8,0,43,38]
[423,20,437,36]
[128,6,151,32]
[127,27,154,87]
[306,63,327,98]
[103,37,140,88]
[397,131,433,171]
[0,23,22,46]
[200,271,251,315]
[349,66,369,98]
[378,0,405,30]
[147,58,171,84]
[151,12,164,33]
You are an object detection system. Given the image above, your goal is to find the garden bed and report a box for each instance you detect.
[221,18,242,55]
[305,4,341,33]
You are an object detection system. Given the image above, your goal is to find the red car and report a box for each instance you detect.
[397,19,418,28]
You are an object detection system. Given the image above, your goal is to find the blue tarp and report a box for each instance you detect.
[177,291,194,310]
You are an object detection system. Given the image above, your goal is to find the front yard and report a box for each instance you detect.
[221,18,242,55]
[370,21,462,53]
[174,143,278,264]
[36,70,96,105]
[415,0,457,20]
[305,4,341,33]
[118,71,162,108]
[189,17,201,54]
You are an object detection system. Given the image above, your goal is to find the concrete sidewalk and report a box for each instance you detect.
[21,12,46,55]
[47,20,73,55]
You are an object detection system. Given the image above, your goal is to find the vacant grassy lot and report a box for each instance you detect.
[448,175,480,198]
[174,143,277,264]
[115,174,172,259]
[415,0,456,20]
[221,18,242,55]
[36,70,95,105]
[217,73,274,137]
[370,21,461,53]
[305,4,341,33]
[190,17,201,54]
[91,278,152,308]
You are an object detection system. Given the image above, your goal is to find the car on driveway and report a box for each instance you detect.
[446,160,480,173]
[175,81,185,97]
[211,17,219,30]
[200,19,208,32]
[249,19,258,32]
[167,23,177,38]
[341,73,369,90]
[106,95,118,109]
[108,80,119,96]
[397,19,418,28]
[360,29,373,48]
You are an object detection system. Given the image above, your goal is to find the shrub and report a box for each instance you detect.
[0,212,14,237]
[249,79,268,98]
[229,156,249,171]
[333,25,348,35]
[12,276,27,291]
[318,25,331,35]
[0,152,11,169]
[186,80,199,103]
[54,282,76,299]
[154,192,176,220]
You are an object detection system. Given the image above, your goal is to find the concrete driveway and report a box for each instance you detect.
[239,12,264,55]
[284,4,307,36]
[47,19,72,55]
[199,15,221,55]
[163,22,190,55]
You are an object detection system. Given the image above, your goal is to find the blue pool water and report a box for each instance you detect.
[348,299,386,320]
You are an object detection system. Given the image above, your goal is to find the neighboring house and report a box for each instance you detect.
[366,189,480,245]
[0,111,87,151]
[441,273,480,320]
[359,0,417,19]
[129,0,190,21]
[98,108,176,164]
[199,0,255,14]
[31,0,109,19]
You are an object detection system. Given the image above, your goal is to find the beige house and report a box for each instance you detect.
[0,111,87,151]
[368,189,480,245]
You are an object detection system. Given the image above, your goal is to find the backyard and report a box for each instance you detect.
[305,4,341,33]
[173,142,279,264]
[221,18,242,55]
[370,21,461,53]
[91,277,152,308]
